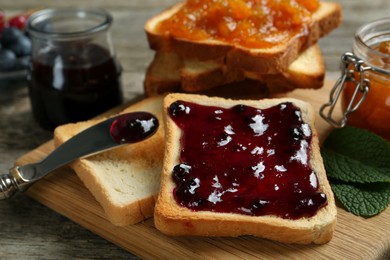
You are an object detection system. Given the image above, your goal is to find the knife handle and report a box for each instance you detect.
[0,167,30,200]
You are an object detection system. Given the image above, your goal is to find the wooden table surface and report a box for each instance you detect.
[0,0,389,259]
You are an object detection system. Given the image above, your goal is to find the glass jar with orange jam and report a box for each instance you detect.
[321,18,390,141]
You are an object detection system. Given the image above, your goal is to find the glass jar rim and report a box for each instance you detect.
[354,17,390,75]
[27,7,113,39]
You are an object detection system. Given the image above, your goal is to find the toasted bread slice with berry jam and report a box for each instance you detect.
[144,44,325,96]
[154,93,337,244]
[145,1,342,74]
[54,97,165,226]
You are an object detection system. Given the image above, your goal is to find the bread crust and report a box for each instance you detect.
[145,1,342,73]
[181,59,246,92]
[143,51,182,96]
[144,44,325,96]
[154,93,337,244]
[54,97,165,226]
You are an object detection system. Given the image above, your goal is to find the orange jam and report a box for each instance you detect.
[342,41,390,141]
[157,0,320,48]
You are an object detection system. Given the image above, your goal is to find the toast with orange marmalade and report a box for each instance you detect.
[145,0,342,74]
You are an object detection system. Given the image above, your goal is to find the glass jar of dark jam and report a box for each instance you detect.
[26,8,123,131]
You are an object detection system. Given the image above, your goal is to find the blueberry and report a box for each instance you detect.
[232,104,246,113]
[174,178,198,197]
[244,115,255,125]
[218,132,231,146]
[169,101,189,117]
[295,193,327,214]
[174,184,189,198]
[8,35,31,57]
[0,27,24,47]
[172,163,191,183]
[290,126,304,140]
[0,49,17,71]
[13,55,30,70]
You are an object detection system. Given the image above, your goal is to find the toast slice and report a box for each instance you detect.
[180,55,245,92]
[145,1,342,74]
[53,97,165,226]
[155,93,337,244]
[242,44,325,91]
[144,52,182,96]
[143,51,243,96]
[144,44,325,95]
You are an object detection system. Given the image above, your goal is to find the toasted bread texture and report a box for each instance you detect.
[154,93,337,244]
[54,97,165,226]
[145,1,342,74]
[144,52,182,96]
[144,44,325,96]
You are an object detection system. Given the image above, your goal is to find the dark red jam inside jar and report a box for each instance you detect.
[168,101,327,220]
[27,8,123,131]
[28,44,123,131]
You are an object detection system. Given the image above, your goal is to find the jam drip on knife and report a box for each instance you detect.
[110,112,159,144]
[169,100,327,220]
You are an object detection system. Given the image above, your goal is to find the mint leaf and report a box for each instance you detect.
[331,181,390,217]
[323,127,390,171]
[321,126,390,217]
[321,148,390,183]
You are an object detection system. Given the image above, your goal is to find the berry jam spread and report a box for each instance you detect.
[168,100,327,219]
[157,0,320,48]
[28,44,123,131]
[110,112,159,144]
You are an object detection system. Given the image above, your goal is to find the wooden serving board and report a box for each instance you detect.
[16,81,390,259]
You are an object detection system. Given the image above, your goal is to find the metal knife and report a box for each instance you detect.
[0,111,159,200]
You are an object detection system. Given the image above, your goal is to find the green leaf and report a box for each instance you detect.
[321,126,390,217]
[321,148,390,183]
[330,181,390,217]
[323,127,390,171]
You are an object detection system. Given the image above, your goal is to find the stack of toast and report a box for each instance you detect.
[54,0,343,245]
[144,1,342,97]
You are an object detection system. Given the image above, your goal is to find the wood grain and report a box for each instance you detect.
[15,81,390,259]
[2,0,390,258]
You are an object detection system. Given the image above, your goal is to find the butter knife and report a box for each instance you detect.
[0,111,159,200]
